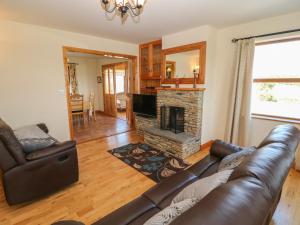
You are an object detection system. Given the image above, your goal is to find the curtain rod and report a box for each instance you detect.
[232,28,300,43]
[68,62,79,65]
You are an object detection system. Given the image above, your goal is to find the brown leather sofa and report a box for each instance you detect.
[0,119,79,205]
[83,124,299,225]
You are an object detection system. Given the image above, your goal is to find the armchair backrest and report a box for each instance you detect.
[0,139,17,171]
[0,119,26,165]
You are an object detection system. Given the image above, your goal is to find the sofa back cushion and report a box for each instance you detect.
[170,177,272,225]
[229,142,293,199]
[0,139,17,171]
[0,119,26,164]
[258,124,300,150]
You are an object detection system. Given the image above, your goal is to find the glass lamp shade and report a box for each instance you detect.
[115,0,128,5]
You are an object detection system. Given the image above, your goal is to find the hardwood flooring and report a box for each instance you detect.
[0,131,299,225]
[73,113,132,143]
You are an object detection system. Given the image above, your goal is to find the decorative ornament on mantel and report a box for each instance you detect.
[101,0,146,22]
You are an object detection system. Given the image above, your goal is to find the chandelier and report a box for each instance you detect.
[101,0,146,19]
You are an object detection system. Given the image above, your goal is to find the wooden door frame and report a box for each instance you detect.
[62,46,138,140]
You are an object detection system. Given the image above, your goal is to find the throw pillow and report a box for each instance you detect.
[14,125,57,153]
[172,169,233,204]
[218,147,256,172]
[144,198,197,225]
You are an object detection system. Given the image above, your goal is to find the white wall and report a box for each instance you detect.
[0,20,138,141]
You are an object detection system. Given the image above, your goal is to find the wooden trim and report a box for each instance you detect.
[156,87,206,92]
[161,41,206,85]
[139,39,162,48]
[252,113,300,124]
[62,48,74,140]
[62,46,137,139]
[201,140,214,150]
[63,46,137,59]
[253,78,300,83]
[256,36,300,46]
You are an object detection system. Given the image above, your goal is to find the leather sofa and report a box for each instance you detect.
[87,124,300,225]
[0,119,79,205]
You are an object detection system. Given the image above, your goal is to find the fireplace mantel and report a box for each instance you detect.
[156,87,206,92]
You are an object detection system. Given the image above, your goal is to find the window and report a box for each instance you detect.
[251,38,300,121]
[115,71,125,94]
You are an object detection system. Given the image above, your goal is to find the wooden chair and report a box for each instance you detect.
[70,94,84,124]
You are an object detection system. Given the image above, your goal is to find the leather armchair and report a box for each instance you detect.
[0,119,79,205]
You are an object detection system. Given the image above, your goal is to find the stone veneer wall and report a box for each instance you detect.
[157,90,204,140]
[135,116,157,135]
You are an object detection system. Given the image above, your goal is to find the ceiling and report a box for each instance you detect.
[1,0,300,44]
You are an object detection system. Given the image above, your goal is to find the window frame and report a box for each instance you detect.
[251,37,300,123]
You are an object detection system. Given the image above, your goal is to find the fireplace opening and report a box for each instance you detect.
[160,106,184,134]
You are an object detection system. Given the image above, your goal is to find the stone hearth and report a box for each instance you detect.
[143,88,205,159]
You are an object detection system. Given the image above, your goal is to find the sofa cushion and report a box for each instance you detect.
[92,196,158,225]
[172,169,233,204]
[143,170,197,207]
[14,125,57,153]
[170,177,273,225]
[144,199,197,225]
[229,142,294,199]
[210,140,242,159]
[186,155,219,177]
[218,147,256,171]
[0,119,26,164]
[26,141,76,161]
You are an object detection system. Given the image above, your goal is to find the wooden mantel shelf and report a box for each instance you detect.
[156,87,206,92]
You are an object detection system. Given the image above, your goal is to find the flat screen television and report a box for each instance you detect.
[133,94,157,117]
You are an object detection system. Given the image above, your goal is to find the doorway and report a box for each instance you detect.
[102,62,129,121]
[62,46,138,143]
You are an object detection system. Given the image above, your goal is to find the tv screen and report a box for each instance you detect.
[133,94,157,117]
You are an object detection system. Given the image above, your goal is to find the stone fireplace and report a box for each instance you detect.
[160,106,185,134]
[142,88,205,159]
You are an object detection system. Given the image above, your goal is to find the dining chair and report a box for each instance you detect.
[70,94,84,124]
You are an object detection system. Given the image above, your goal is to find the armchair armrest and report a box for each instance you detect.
[26,141,76,161]
[210,140,242,159]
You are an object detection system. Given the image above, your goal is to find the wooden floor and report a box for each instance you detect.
[117,111,127,121]
[73,113,131,143]
[0,131,299,225]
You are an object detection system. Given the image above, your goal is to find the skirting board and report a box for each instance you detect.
[200,140,214,150]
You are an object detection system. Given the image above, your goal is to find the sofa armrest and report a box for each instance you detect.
[37,123,49,134]
[210,140,242,159]
[26,141,76,161]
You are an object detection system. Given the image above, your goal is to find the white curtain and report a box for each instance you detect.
[225,39,255,146]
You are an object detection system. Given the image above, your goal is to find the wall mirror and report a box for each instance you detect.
[161,42,206,84]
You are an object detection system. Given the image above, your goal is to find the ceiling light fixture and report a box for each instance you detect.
[101,0,146,21]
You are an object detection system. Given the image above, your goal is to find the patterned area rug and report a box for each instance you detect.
[108,143,190,183]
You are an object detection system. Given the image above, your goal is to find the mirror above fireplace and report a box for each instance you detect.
[161,41,206,84]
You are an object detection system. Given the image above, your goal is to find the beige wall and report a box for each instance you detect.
[68,56,101,110]
[0,20,138,141]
